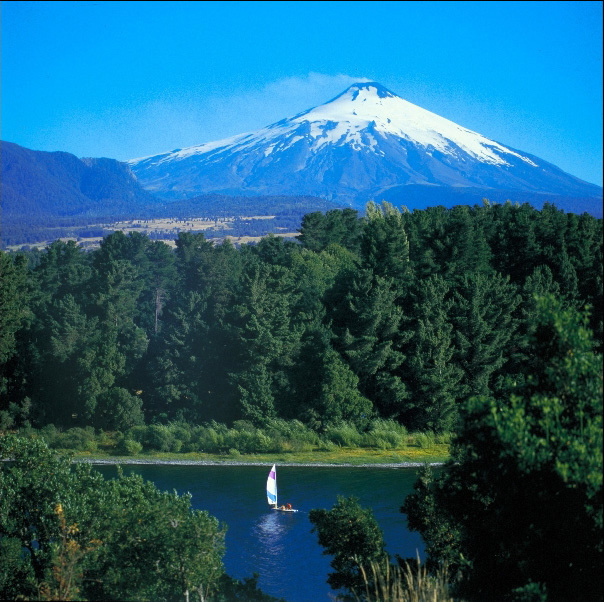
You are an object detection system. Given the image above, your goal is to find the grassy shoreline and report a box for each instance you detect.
[67,444,450,466]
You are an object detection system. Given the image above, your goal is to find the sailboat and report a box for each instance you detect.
[266,464,298,512]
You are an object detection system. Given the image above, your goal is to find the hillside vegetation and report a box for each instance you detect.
[1,201,602,443]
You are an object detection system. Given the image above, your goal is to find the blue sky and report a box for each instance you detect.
[1,1,602,186]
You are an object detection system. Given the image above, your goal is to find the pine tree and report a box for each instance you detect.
[292,327,372,428]
[442,205,492,279]
[298,208,362,253]
[228,263,300,424]
[361,201,411,285]
[330,268,410,419]
[0,252,34,426]
[450,273,520,403]
[406,275,463,431]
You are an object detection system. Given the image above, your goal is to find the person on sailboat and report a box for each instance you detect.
[267,464,298,512]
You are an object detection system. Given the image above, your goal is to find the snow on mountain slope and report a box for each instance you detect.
[129,82,602,204]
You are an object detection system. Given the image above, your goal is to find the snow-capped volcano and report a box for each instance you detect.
[129,82,602,205]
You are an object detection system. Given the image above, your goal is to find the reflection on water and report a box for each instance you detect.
[253,511,299,570]
[256,511,295,545]
[94,464,425,602]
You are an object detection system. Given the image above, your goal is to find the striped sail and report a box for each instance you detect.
[266,464,277,506]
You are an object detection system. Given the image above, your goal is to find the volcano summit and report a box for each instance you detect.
[129,83,602,212]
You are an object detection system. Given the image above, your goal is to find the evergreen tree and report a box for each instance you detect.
[406,205,448,280]
[361,201,411,285]
[140,240,177,336]
[330,268,410,419]
[406,275,463,431]
[148,290,215,421]
[293,327,372,428]
[441,205,492,279]
[450,273,520,403]
[298,208,362,253]
[229,262,300,424]
[488,202,539,282]
[34,240,92,307]
[0,252,34,427]
[498,264,562,395]
[149,236,243,423]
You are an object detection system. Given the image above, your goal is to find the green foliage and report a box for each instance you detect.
[405,274,462,432]
[358,556,453,602]
[362,201,411,284]
[0,435,226,601]
[0,252,32,367]
[402,296,603,600]
[143,424,177,451]
[450,272,521,402]
[309,495,388,596]
[20,417,426,456]
[0,251,34,425]
[94,387,144,431]
[401,466,462,574]
[413,431,436,449]
[213,572,286,601]
[294,328,373,429]
[361,419,408,450]
[116,437,143,455]
[48,426,98,452]
[1,203,602,454]
[330,268,410,418]
[298,208,362,253]
[324,422,365,447]
[3,201,602,600]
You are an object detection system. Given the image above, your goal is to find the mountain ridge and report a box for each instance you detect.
[0,140,161,221]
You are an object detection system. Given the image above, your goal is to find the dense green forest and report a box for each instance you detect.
[1,201,602,438]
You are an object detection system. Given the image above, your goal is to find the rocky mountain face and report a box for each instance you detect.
[128,82,602,213]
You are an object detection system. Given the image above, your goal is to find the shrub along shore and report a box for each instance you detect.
[12,419,451,465]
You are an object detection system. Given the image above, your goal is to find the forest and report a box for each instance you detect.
[1,200,602,438]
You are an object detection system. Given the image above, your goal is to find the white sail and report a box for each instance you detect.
[266,464,277,506]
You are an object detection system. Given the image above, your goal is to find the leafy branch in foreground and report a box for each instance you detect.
[309,496,389,597]
[0,435,226,601]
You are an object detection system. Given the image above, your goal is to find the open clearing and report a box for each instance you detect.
[7,215,300,250]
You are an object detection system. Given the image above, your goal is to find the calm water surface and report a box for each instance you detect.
[94,465,425,602]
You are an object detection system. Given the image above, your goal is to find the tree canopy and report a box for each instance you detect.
[1,201,601,434]
[402,296,603,601]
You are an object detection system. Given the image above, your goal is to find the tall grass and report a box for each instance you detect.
[361,420,408,450]
[324,422,364,447]
[24,420,450,456]
[357,557,452,602]
[413,431,436,450]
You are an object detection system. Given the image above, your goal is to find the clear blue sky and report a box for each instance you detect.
[1,0,602,186]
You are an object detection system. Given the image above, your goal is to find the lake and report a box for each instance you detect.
[94,464,426,602]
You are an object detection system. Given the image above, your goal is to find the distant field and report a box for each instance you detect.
[6,215,300,250]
